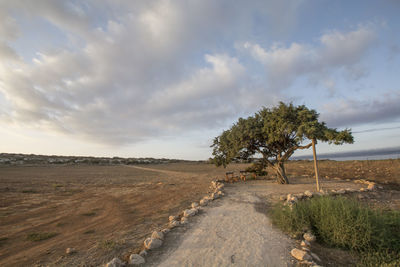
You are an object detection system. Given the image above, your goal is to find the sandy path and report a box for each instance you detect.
[146,179,364,267]
[147,182,299,267]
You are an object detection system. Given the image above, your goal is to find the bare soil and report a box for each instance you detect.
[0,160,399,266]
[0,163,246,266]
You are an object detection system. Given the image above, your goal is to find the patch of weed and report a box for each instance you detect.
[26,232,58,242]
[98,239,119,250]
[271,195,400,266]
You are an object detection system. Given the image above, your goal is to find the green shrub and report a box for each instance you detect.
[271,196,400,265]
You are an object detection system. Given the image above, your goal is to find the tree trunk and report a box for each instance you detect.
[274,161,289,184]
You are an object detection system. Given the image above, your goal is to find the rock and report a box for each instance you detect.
[144,237,162,250]
[161,228,170,234]
[106,257,125,267]
[183,209,196,217]
[279,195,287,201]
[168,215,176,222]
[210,193,217,199]
[336,189,346,194]
[301,240,310,247]
[217,191,223,197]
[367,183,376,190]
[304,190,313,197]
[65,247,76,255]
[191,202,199,209]
[139,250,147,257]
[296,193,305,199]
[217,184,224,190]
[129,254,145,265]
[181,217,188,224]
[199,198,208,206]
[310,252,321,262]
[287,194,292,201]
[211,181,217,188]
[303,232,316,242]
[291,248,312,261]
[360,188,366,192]
[301,246,310,252]
[151,231,164,240]
[168,220,180,229]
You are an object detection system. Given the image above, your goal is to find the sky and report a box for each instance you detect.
[0,0,399,160]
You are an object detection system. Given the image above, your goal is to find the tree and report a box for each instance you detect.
[211,102,354,184]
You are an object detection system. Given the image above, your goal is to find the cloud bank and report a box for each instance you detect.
[0,0,398,148]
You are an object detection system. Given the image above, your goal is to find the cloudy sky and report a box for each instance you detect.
[1,0,399,160]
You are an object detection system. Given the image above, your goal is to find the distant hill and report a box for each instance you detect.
[0,153,197,166]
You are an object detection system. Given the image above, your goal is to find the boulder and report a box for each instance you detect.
[151,231,164,240]
[291,248,312,261]
[303,232,316,242]
[144,237,162,250]
[304,190,313,197]
[129,254,145,265]
[106,257,125,267]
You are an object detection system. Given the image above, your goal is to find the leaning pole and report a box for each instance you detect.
[312,138,321,191]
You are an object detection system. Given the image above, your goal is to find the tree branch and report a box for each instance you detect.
[282,142,312,161]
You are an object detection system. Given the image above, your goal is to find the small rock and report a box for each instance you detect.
[360,188,366,192]
[291,248,312,261]
[144,238,162,250]
[287,194,292,201]
[302,246,310,251]
[129,254,145,265]
[304,190,313,197]
[367,183,376,190]
[310,252,321,262]
[168,215,176,222]
[168,220,180,229]
[139,250,147,257]
[161,228,170,234]
[336,189,346,194]
[301,240,310,247]
[106,257,125,267]
[279,195,286,201]
[65,247,76,255]
[191,202,199,209]
[183,209,196,217]
[199,198,208,206]
[296,193,305,199]
[181,217,188,224]
[303,232,316,242]
[151,231,164,240]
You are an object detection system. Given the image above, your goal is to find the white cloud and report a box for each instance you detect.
[242,24,377,91]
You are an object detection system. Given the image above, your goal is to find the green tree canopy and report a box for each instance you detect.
[211,102,354,184]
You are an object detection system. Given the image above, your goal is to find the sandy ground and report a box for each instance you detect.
[145,179,364,267]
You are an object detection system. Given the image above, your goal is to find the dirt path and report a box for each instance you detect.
[146,179,364,267]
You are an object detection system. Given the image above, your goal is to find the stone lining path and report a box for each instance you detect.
[143,179,363,267]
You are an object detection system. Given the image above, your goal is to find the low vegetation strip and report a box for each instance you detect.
[271,195,400,266]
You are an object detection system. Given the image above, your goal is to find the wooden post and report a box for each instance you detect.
[312,138,320,191]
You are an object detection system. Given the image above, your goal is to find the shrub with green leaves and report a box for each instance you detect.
[271,196,400,266]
